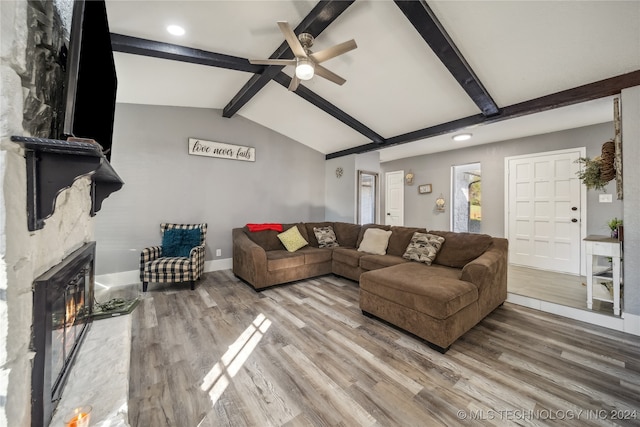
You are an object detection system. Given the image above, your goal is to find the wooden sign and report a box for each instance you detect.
[188,138,255,162]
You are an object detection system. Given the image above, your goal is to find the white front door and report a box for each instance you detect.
[385,171,404,226]
[506,148,585,274]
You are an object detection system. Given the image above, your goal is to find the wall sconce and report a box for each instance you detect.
[435,194,446,211]
[405,170,414,185]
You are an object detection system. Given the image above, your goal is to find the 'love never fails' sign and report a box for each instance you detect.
[188,138,255,162]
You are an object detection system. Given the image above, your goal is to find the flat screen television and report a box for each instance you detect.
[62,0,117,161]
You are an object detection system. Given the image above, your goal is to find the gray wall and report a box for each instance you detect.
[94,103,326,275]
[381,123,623,237]
[325,152,381,223]
[325,155,357,222]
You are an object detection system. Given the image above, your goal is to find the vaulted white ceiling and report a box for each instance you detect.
[105,1,640,162]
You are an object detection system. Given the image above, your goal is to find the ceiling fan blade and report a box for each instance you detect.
[249,59,297,66]
[314,64,346,86]
[309,39,357,63]
[277,21,307,58]
[288,75,300,91]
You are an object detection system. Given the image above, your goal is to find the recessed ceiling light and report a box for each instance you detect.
[452,133,472,141]
[167,25,185,36]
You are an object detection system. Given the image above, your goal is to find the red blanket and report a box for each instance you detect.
[246,223,283,232]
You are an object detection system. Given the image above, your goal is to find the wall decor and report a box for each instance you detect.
[336,167,343,178]
[613,97,623,200]
[435,194,446,211]
[405,170,415,185]
[418,184,432,194]
[188,138,255,162]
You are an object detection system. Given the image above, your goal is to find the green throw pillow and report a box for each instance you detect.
[162,228,201,257]
[277,226,308,252]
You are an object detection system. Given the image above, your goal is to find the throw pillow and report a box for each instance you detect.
[402,232,445,265]
[357,228,392,255]
[162,228,202,257]
[277,226,309,252]
[313,226,339,248]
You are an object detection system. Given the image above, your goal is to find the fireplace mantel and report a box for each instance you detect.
[11,136,124,231]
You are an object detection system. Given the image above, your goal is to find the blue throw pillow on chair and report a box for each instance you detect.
[162,228,201,257]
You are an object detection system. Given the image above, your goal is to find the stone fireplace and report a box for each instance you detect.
[1,1,100,426]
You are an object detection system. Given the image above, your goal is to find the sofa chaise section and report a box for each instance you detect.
[359,236,508,351]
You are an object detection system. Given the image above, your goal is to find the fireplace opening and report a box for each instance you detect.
[31,242,95,427]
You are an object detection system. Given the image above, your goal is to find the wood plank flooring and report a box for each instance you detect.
[129,271,640,426]
[508,265,616,315]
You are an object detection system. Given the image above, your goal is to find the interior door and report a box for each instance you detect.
[506,149,584,274]
[385,171,404,226]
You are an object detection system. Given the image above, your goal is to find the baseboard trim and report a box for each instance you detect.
[95,257,233,288]
[623,312,640,336]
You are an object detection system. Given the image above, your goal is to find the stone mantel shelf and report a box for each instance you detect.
[11,136,124,231]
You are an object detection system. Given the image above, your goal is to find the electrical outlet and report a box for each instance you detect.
[216,249,222,257]
[599,194,613,203]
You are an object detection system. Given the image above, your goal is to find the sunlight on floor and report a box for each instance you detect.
[199,313,272,409]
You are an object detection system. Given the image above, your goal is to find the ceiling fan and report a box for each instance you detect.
[249,21,357,91]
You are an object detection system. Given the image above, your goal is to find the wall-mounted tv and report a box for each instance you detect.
[62,0,117,161]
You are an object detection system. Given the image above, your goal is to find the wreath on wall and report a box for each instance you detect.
[575,140,615,191]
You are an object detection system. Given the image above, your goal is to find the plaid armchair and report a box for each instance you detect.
[140,223,208,292]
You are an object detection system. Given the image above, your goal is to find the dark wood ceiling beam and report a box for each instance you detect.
[272,73,385,144]
[111,30,384,145]
[222,0,355,118]
[110,33,262,73]
[326,70,640,159]
[394,0,499,117]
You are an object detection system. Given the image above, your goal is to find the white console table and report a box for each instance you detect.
[584,235,622,315]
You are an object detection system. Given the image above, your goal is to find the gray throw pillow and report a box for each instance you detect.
[313,226,340,248]
[402,232,445,265]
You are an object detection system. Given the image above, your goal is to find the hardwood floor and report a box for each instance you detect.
[508,265,616,315]
[129,271,640,426]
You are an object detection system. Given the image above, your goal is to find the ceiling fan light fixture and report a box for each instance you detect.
[295,58,315,80]
[452,133,472,141]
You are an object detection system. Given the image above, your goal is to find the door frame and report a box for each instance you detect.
[357,170,379,225]
[504,147,587,276]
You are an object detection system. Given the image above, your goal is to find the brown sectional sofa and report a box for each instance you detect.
[232,222,508,352]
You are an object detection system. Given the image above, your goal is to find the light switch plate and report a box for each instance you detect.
[599,194,613,203]
[216,249,222,256]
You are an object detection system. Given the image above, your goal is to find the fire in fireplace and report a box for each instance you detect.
[31,242,95,427]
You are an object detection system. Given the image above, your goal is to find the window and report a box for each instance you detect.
[451,163,481,232]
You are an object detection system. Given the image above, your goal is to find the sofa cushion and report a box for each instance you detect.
[298,247,333,264]
[402,232,445,265]
[429,230,493,268]
[360,263,478,319]
[277,226,309,252]
[313,226,339,248]
[356,224,391,247]
[266,250,305,271]
[358,228,392,255]
[304,222,334,247]
[333,222,361,248]
[333,247,368,267]
[246,223,307,251]
[359,254,408,271]
[387,226,427,257]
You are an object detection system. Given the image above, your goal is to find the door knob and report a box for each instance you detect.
[571,207,578,211]
[387,213,391,216]
[571,218,578,223]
